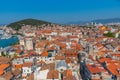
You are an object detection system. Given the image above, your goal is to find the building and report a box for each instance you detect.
[25,38,33,50]
[56,60,68,72]
[22,62,34,77]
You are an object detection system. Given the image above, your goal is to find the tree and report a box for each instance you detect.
[1,52,5,56]
[7,19,51,30]
[14,53,18,58]
[103,32,115,37]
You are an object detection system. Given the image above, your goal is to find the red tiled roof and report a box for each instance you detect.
[1,71,13,80]
[47,70,59,79]
[47,46,56,50]
[56,42,66,49]
[15,64,23,69]
[66,58,71,63]
[0,70,4,75]
[98,57,112,63]
[16,49,22,54]
[107,63,120,76]
[87,64,101,74]
[23,62,33,67]
[41,51,48,57]
[112,54,120,58]
[118,47,120,51]
[55,56,65,60]
[63,70,76,80]
[0,64,10,71]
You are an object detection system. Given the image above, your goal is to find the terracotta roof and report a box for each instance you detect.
[35,41,46,48]
[1,71,13,80]
[27,73,34,80]
[68,35,78,38]
[87,64,101,74]
[0,57,11,64]
[23,62,33,67]
[118,46,120,51]
[42,29,52,33]
[64,49,78,57]
[66,58,71,63]
[107,63,120,76]
[41,51,48,57]
[63,76,76,80]
[0,70,4,75]
[101,50,112,53]
[112,54,120,58]
[47,70,59,79]
[55,56,65,60]
[66,70,72,76]
[40,63,55,71]
[94,43,104,50]
[98,57,112,63]
[12,69,21,76]
[63,70,76,80]
[40,65,49,70]
[0,63,10,75]
[47,46,56,50]
[56,37,67,42]
[71,43,82,50]
[48,63,55,70]
[16,49,22,54]
[26,51,37,57]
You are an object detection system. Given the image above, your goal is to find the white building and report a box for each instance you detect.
[25,38,33,50]
[34,67,49,80]
[22,62,34,77]
[36,56,55,64]
[24,32,35,37]
[20,38,25,46]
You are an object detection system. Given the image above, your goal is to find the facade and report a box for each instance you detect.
[22,62,34,77]
[20,38,25,46]
[25,38,33,50]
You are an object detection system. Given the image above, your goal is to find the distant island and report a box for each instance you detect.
[65,18,120,25]
[7,19,51,30]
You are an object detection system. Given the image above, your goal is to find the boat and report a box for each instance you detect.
[0,33,11,39]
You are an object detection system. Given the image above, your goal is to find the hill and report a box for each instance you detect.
[65,18,120,25]
[7,19,51,30]
[92,18,120,24]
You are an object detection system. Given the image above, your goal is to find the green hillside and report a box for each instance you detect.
[7,19,51,30]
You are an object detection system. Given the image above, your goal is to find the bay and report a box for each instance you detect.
[0,36,19,48]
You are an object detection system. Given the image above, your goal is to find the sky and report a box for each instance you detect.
[0,0,120,24]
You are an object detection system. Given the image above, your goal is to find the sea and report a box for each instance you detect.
[0,36,19,48]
